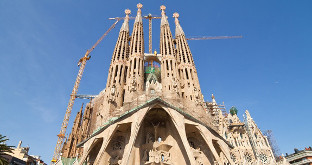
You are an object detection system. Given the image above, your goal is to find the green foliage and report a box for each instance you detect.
[230,106,238,115]
[0,134,13,165]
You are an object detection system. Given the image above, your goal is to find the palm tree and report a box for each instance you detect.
[0,134,13,165]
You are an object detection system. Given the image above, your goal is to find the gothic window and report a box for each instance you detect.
[134,58,137,69]
[124,66,128,83]
[121,90,125,105]
[190,69,193,80]
[185,68,189,79]
[129,60,132,78]
[114,65,119,78]
[138,59,141,74]
[119,66,123,84]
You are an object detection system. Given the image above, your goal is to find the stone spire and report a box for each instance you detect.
[62,104,83,158]
[94,9,131,127]
[173,12,203,105]
[120,9,131,32]
[134,3,143,23]
[160,5,169,26]
[124,3,145,102]
[159,5,179,98]
[212,94,216,103]
[129,3,144,55]
[104,9,131,108]
[173,13,184,37]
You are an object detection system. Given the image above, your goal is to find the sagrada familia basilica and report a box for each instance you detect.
[59,4,290,165]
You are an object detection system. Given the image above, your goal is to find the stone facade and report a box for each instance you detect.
[285,148,312,165]
[60,4,289,165]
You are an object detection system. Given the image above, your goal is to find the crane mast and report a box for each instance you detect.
[51,19,121,164]
[186,35,242,40]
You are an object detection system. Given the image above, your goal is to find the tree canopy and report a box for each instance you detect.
[0,134,13,165]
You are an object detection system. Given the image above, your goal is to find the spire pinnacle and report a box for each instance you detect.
[125,9,131,15]
[212,94,216,103]
[135,3,143,23]
[160,5,168,26]
[120,9,131,32]
[173,12,184,36]
[160,5,166,14]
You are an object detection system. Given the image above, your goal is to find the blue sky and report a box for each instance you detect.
[1,0,311,162]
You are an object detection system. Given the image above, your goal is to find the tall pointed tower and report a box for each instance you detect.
[124,3,145,102]
[62,104,83,158]
[95,9,131,127]
[159,5,179,98]
[173,13,203,105]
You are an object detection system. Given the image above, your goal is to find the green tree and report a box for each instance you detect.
[0,134,13,165]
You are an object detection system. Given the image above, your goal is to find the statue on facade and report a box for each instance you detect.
[172,77,179,95]
[109,84,116,102]
[194,87,201,105]
[130,75,137,92]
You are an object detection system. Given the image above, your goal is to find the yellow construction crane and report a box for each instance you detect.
[110,14,161,54]
[51,18,121,164]
[186,35,243,40]
[144,14,161,54]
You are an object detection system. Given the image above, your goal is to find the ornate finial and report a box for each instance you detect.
[154,49,157,55]
[173,12,184,36]
[125,9,131,15]
[160,5,168,26]
[120,9,130,31]
[211,94,215,99]
[173,12,180,25]
[135,3,143,23]
[137,3,143,9]
[173,12,179,18]
[160,5,166,12]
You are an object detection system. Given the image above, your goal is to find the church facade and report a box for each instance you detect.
[60,4,288,165]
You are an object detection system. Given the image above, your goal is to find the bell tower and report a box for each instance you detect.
[173,12,203,105]
[159,5,180,98]
[124,3,145,102]
[96,9,131,126]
